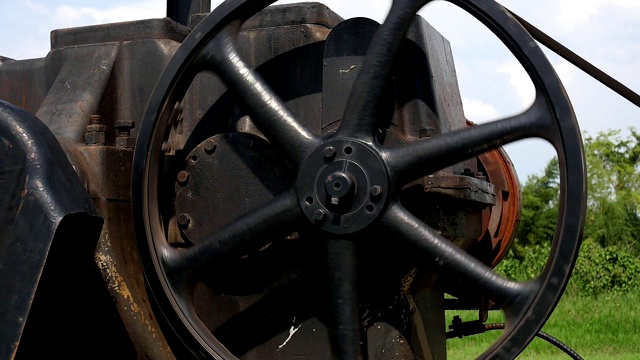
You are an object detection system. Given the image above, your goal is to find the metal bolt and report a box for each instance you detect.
[86,115,106,146]
[243,137,254,149]
[204,139,216,153]
[313,209,326,222]
[177,213,191,227]
[177,171,189,185]
[419,127,436,138]
[461,168,475,177]
[89,114,102,124]
[370,185,383,197]
[115,120,135,137]
[323,146,336,160]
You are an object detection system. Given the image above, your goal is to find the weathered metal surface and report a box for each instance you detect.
[51,19,189,49]
[131,2,505,359]
[477,146,521,267]
[133,1,586,359]
[35,44,118,143]
[423,174,496,205]
[0,100,102,358]
[94,200,174,359]
[0,57,48,114]
[0,1,583,359]
[175,133,291,245]
[0,17,187,359]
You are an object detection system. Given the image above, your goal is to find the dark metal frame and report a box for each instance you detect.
[0,101,103,359]
[132,0,586,359]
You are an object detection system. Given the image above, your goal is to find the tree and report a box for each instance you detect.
[512,129,640,256]
[582,130,640,252]
[498,129,640,292]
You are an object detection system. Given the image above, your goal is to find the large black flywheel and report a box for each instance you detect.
[132,0,586,359]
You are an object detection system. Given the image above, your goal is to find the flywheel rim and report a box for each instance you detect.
[132,1,586,359]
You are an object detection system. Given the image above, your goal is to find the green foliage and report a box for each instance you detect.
[571,239,640,296]
[496,243,549,281]
[504,129,640,295]
[583,130,640,252]
[515,158,559,252]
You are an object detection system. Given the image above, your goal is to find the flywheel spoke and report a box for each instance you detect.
[195,25,321,165]
[383,95,555,185]
[336,0,429,141]
[380,202,535,308]
[163,188,303,283]
[326,239,363,360]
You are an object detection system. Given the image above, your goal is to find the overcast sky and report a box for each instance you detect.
[1,0,639,181]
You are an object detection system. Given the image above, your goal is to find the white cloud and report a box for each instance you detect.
[461,97,500,122]
[497,62,535,109]
[554,0,640,30]
[51,1,165,30]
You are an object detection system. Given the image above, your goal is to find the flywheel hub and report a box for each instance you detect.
[296,139,389,234]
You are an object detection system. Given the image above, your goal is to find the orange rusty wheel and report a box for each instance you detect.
[468,120,522,268]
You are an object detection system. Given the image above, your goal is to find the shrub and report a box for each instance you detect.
[571,239,640,296]
[495,240,640,296]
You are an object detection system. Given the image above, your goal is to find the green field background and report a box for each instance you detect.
[445,291,640,359]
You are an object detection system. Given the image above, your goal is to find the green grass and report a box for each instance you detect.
[445,290,640,359]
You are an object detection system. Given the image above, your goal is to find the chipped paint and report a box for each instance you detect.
[277,317,301,351]
[95,238,141,314]
[94,232,173,359]
[339,64,357,73]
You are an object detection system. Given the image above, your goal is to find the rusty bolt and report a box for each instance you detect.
[370,185,383,198]
[89,114,102,124]
[461,168,475,177]
[313,209,326,222]
[115,120,135,137]
[85,116,106,146]
[323,146,336,160]
[418,127,436,138]
[177,213,191,227]
[177,171,189,185]
[204,139,216,153]
[86,124,106,132]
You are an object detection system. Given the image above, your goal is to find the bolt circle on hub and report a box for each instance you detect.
[296,140,389,234]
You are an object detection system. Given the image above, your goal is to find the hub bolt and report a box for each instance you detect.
[313,209,326,222]
[323,146,336,160]
[177,171,189,185]
[370,185,383,197]
[177,213,191,227]
[204,139,216,153]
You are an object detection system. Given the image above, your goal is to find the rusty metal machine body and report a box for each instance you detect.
[0,0,586,359]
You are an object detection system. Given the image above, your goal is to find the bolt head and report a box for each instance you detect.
[313,209,326,222]
[115,120,135,129]
[204,139,216,153]
[177,171,189,185]
[370,185,383,197]
[177,213,191,227]
[89,114,102,124]
[419,127,436,138]
[323,146,336,159]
